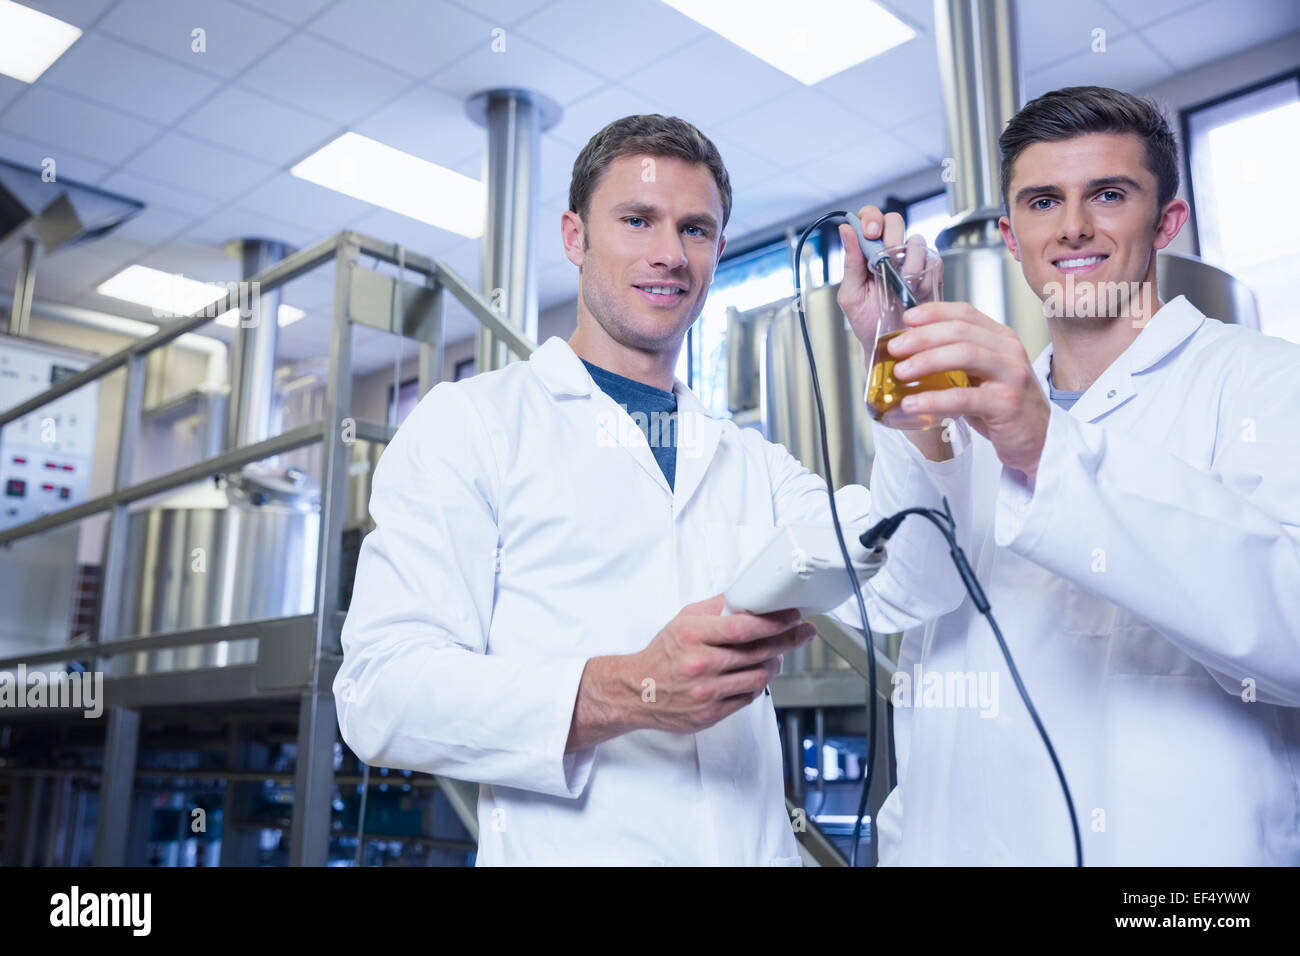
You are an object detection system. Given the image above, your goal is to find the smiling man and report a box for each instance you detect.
[837,86,1300,865]
[333,114,954,865]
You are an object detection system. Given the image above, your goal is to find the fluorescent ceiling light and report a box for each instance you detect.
[98,265,228,317]
[97,265,303,326]
[214,303,305,328]
[661,0,915,85]
[291,131,485,238]
[0,1,82,83]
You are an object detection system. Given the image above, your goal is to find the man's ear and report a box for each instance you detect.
[998,214,1021,261]
[1153,197,1190,251]
[561,210,586,267]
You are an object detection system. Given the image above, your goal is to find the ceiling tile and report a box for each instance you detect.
[352,83,486,169]
[798,131,930,204]
[127,132,278,202]
[134,239,240,282]
[98,169,221,218]
[703,130,779,194]
[514,0,707,81]
[446,0,565,27]
[890,110,947,162]
[547,85,660,150]
[30,242,135,299]
[104,204,197,245]
[728,174,834,234]
[535,201,573,269]
[538,133,581,204]
[621,32,799,128]
[1016,0,1132,73]
[239,174,374,235]
[1141,0,1300,72]
[0,74,26,113]
[310,0,492,79]
[1024,33,1176,102]
[714,87,870,170]
[816,36,944,130]
[183,205,318,250]
[1099,0,1214,29]
[96,0,293,80]
[227,0,334,25]
[176,85,339,167]
[347,208,472,258]
[428,30,605,107]
[0,85,162,166]
[0,131,114,185]
[38,33,223,126]
[238,32,414,125]
[17,0,116,28]
[879,0,936,33]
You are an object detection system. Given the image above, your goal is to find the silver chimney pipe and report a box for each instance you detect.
[934,0,1021,245]
[931,0,1052,356]
[224,238,285,451]
[467,89,561,374]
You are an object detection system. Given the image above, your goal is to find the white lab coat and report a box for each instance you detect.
[872,296,1300,865]
[333,336,956,865]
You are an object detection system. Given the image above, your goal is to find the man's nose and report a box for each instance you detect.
[648,230,688,271]
[1060,198,1094,243]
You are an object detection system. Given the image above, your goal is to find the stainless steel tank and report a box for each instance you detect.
[1158,251,1260,329]
[116,466,319,675]
[762,283,874,490]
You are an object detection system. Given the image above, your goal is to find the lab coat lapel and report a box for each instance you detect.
[670,383,722,514]
[528,336,673,496]
[1031,296,1205,424]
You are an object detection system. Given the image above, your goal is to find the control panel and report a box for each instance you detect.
[0,337,99,532]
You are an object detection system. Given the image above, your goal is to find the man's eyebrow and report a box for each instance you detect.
[1014,175,1145,204]
[1085,175,1143,192]
[610,201,719,231]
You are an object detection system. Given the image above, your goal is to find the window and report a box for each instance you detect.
[685,236,821,417]
[1186,75,1300,343]
[902,191,955,249]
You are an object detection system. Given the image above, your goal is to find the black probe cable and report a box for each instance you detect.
[791,212,880,865]
[860,499,1083,867]
[791,212,1082,867]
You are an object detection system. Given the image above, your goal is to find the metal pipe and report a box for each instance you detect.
[225,239,285,452]
[7,236,37,337]
[934,0,1021,244]
[467,89,559,373]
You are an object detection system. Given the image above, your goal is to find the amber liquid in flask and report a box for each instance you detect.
[867,329,972,430]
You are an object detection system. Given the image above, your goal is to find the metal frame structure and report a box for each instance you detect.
[0,231,533,865]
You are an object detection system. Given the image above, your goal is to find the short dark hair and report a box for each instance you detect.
[999,86,1179,211]
[568,114,732,232]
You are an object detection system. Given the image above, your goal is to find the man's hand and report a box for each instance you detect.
[888,301,1051,479]
[836,204,941,353]
[566,595,814,752]
[632,594,814,734]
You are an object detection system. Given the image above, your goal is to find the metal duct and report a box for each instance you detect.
[934,0,1020,241]
[224,238,285,451]
[467,88,560,373]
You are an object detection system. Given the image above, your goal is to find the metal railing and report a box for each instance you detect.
[0,230,536,864]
